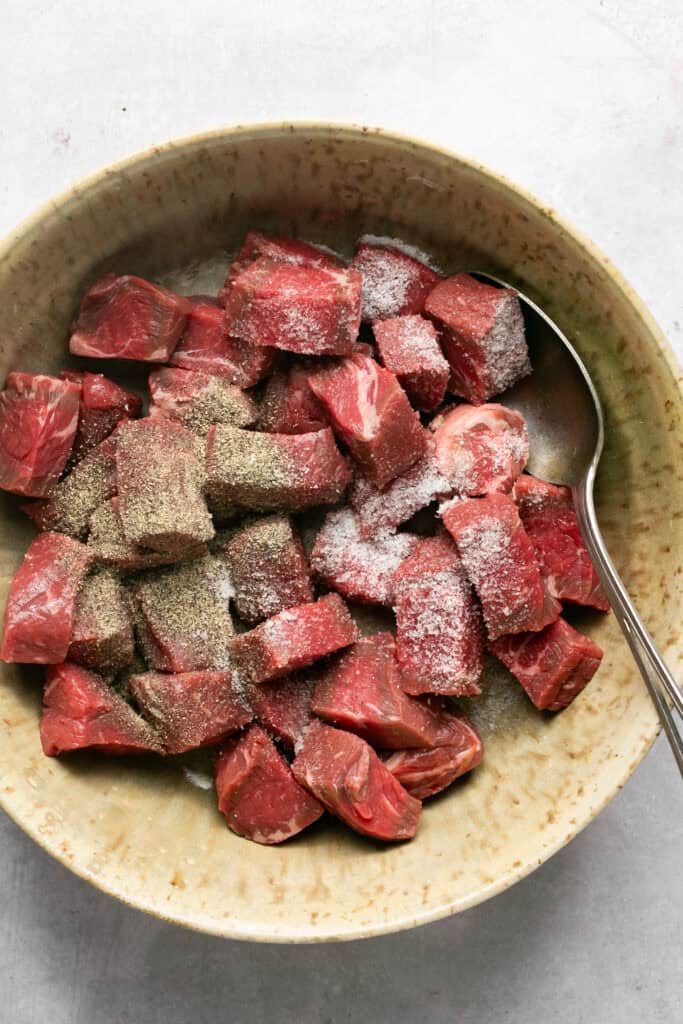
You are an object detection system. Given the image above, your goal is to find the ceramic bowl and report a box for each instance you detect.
[0,124,681,942]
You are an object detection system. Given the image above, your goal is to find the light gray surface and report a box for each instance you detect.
[1,1,682,1021]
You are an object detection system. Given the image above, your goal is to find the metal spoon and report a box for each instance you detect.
[474,272,683,775]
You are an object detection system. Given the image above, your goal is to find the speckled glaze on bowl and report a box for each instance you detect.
[0,124,681,942]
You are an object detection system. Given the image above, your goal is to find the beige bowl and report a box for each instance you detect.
[0,124,681,942]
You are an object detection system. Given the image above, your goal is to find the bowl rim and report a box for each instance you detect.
[0,121,679,943]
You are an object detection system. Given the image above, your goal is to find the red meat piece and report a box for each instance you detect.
[230,593,358,685]
[148,366,257,435]
[215,724,324,844]
[68,570,135,674]
[221,514,313,625]
[219,231,343,303]
[292,719,421,841]
[393,535,483,696]
[430,403,529,496]
[513,474,609,611]
[223,257,362,357]
[258,363,330,434]
[384,713,483,799]
[350,241,441,322]
[0,372,80,497]
[116,418,214,554]
[169,297,275,388]
[205,425,350,514]
[441,493,561,639]
[87,497,188,571]
[307,352,426,488]
[129,669,252,754]
[1,533,92,664]
[373,314,449,411]
[244,673,314,750]
[489,617,604,710]
[69,274,190,362]
[310,507,419,605]
[40,662,162,756]
[60,370,142,459]
[424,273,531,404]
[312,633,460,749]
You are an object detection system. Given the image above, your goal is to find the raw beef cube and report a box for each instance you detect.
[116,418,214,554]
[0,372,80,497]
[489,617,604,711]
[384,713,483,799]
[513,474,609,611]
[148,366,257,436]
[310,507,419,605]
[258,363,330,434]
[60,370,142,459]
[219,231,343,302]
[221,514,312,625]
[69,274,190,362]
[68,569,135,674]
[441,493,561,639]
[87,497,187,571]
[1,533,92,664]
[215,723,324,844]
[312,632,460,749]
[373,314,449,411]
[223,257,362,357]
[292,719,421,841]
[131,555,234,672]
[350,241,441,322]
[40,662,162,756]
[393,535,483,696]
[244,673,313,750]
[205,425,350,514]
[424,273,531,404]
[430,403,529,496]
[230,593,358,684]
[307,352,426,488]
[170,297,275,388]
[129,669,252,754]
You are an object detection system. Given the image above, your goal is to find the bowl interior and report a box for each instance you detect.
[0,125,681,941]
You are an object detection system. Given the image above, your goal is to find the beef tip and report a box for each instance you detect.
[60,370,142,460]
[384,713,483,799]
[350,241,441,322]
[68,569,135,674]
[373,314,449,411]
[148,366,257,436]
[430,403,529,497]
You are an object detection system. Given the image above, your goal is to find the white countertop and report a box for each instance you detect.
[1,1,682,1021]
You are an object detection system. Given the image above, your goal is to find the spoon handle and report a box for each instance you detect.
[574,479,683,777]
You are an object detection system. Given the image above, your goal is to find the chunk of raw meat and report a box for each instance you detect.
[244,673,313,750]
[393,535,483,696]
[129,669,252,753]
[0,372,80,497]
[220,514,312,624]
[60,370,142,459]
[230,593,358,684]
[215,724,324,844]
[148,366,257,436]
[307,352,426,488]
[384,713,483,798]
[69,274,190,362]
[87,497,188,571]
[223,257,362,356]
[205,425,350,514]
[310,507,419,605]
[169,296,275,388]
[424,273,531,404]
[258,363,330,434]
[350,241,441,321]
[1,533,92,663]
[219,231,343,303]
[430,403,529,496]
[292,719,421,841]
[373,314,449,411]
[489,617,604,710]
[68,569,135,674]
[131,555,234,672]
[40,662,162,756]
[441,493,561,639]
[312,633,461,749]
[513,474,609,611]
[116,418,214,555]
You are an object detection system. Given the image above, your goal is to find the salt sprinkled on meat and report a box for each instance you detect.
[483,293,531,397]
[351,443,452,536]
[358,235,442,272]
[356,249,417,321]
